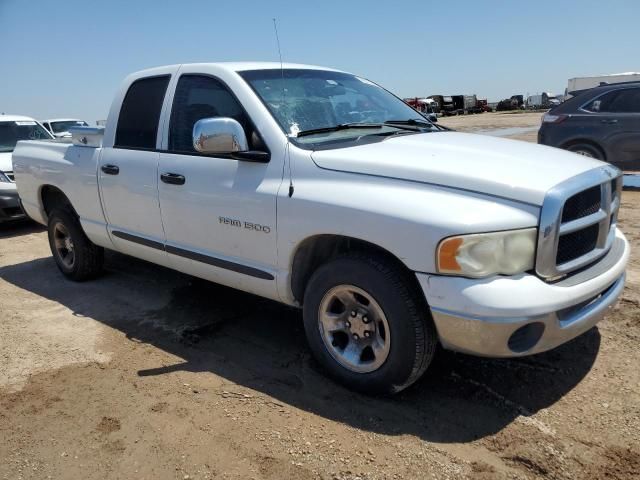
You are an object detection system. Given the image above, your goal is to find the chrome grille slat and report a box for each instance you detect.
[536,165,621,279]
[559,210,607,235]
[5,171,15,182]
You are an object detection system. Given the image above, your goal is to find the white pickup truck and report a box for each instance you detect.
[12,63,630,394]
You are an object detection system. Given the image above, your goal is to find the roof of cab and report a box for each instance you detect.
[129,62,344,78]
[216,62,342,72]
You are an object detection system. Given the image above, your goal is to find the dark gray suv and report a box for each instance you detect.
[538,82,640,170]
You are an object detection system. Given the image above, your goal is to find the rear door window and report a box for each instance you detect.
[606,88,640,113]
[584,88,640,113]
[115,75,170,149]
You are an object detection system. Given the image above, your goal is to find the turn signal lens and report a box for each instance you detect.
[437,228,537,278]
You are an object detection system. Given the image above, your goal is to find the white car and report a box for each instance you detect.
[0,115,53,222]
[41,118,89,138]
[12,63,629,394]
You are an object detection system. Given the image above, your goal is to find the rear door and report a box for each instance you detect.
[98,75,171,264]
[597,87,640,169]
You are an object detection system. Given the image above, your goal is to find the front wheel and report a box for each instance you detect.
[47,209,104,281]
[303,254,437,395]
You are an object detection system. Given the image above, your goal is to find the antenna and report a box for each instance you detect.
[272,18,294,197]
[272,18,287,127]
[273,18,284,73]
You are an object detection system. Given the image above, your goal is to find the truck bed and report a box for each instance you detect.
[12,140,108,242]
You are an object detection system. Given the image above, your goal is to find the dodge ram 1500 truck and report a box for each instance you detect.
[12,63,630,394]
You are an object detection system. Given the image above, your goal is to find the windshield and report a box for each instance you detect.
[240,69,428,146]
[51,120,88,134]
[0,121,53,152]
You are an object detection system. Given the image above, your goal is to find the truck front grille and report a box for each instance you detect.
[536,166,622,279]
[5,171,15,182]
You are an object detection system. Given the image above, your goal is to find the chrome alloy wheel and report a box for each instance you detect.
[317,285,391,373]
[52,222,75,269]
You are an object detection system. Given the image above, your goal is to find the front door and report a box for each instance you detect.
[158,74,281,299]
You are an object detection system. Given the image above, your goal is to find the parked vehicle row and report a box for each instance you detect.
[424,94,490,115]
[496,93,562,111]
[12,62,629,395]
[405,95,492,116]
[418,91,560,114]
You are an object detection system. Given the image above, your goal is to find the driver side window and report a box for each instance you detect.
[168,75,262,153]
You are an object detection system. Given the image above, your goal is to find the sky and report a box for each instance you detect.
[1,0,638,123]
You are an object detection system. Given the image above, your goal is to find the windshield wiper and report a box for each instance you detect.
[385,118,434,128]
[385,118,451,131]
[296,123,383,138]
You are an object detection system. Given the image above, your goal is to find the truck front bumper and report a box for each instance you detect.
[0,188,26,222]
[418,228,629,357]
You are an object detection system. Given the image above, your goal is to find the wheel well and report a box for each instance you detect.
[40,185,75,219]
[290,235,419,305]
[561,139,606,160]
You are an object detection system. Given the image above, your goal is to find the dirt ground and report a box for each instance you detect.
[1,115,639,479]
[439,111,544,142]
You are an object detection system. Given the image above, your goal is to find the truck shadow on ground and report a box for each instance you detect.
[0,250,601,443]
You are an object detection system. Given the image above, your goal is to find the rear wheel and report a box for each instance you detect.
[566,143,604,160]
[47,209,104,281]
[303,254,437,395]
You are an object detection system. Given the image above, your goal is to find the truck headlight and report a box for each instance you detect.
[437,228,537,278]
[0,171,10,183]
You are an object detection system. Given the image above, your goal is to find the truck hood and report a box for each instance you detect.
[0,152,12,172]
[310,132,605,205]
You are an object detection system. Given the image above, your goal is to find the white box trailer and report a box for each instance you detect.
[567,72,640,96]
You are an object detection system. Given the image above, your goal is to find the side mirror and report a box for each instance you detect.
[193,117,249,154]
[427,113,438,123]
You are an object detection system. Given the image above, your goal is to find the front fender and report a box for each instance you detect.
[276,164,540,302]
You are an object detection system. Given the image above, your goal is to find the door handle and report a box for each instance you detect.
[160,172,186,185]
[601,119,618,124]
[101,164,120,175]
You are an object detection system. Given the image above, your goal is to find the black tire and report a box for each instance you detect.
[302,253,437,395]
[566,143,604,160]
[47,208,104,281]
